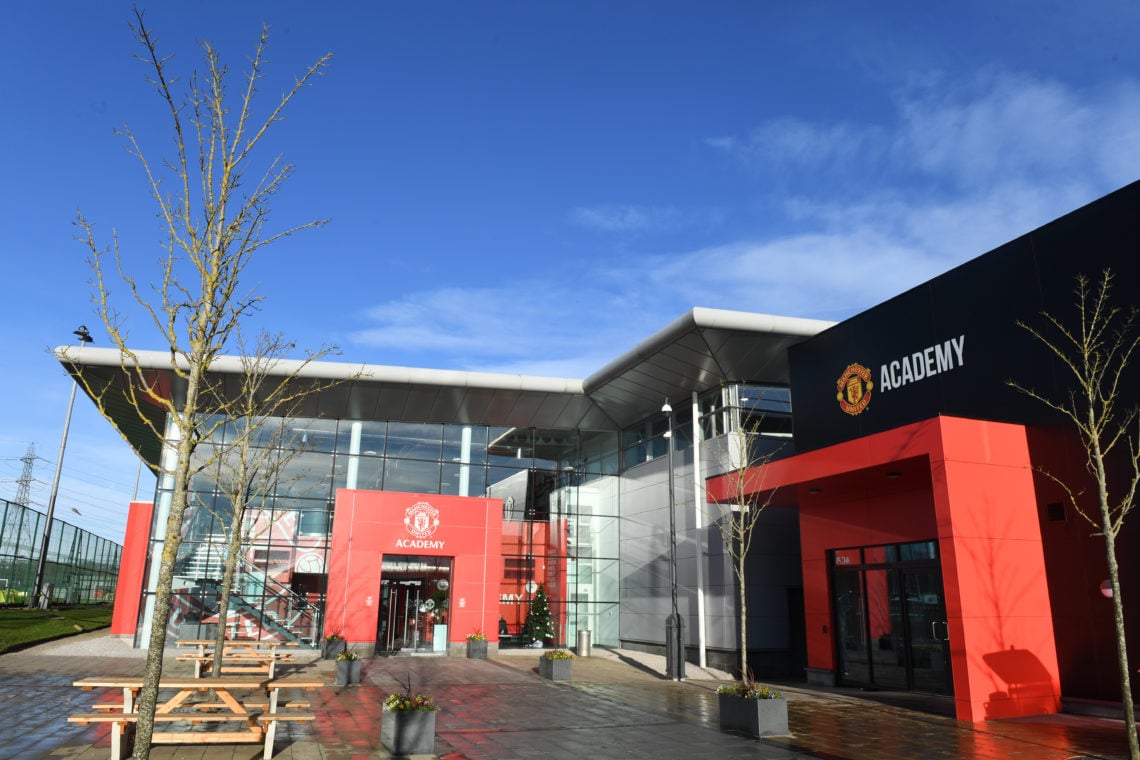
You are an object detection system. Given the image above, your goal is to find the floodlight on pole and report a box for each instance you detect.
[30,325,92,609]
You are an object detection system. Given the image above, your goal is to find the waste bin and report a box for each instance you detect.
[576,629,592,657]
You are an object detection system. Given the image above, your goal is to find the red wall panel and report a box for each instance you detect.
[711,416,1062,722]
[325,490,503,648]
[110,501,154,637]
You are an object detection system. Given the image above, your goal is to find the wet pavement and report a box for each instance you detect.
[0,632,1132,760]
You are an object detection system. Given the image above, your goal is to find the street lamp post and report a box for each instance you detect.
[663,400,685,680]
[29,326,93,609]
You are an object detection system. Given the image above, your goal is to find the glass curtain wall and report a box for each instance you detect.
[622,384,793,471]
[138,415,622,648]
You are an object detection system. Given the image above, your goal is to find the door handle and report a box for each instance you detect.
[931,621,949,641]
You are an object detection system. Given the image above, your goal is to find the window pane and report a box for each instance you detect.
[383,458,441,494]
[336,420,386,455]
[273,450,333,499]
[386,422,443,461]
[443,425,488,465]
[289,419,338,453]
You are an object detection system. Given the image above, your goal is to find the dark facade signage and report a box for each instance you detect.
[836,363,873,416]
[789,180,1140,453]
[879,335,965,394]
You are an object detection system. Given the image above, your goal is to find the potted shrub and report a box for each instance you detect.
[323,631,346,660]
[538,648,574,681]
[381,681,439,756]
[335,650,361,686]
[716,680,788,737]
[466,629,488,659]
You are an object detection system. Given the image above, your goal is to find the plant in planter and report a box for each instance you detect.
[716,680,788,737]
[466,629,488,659]
[335,650,361,686]
[381,675,440,756]
[322,631,346,660]
[538,648,574,681]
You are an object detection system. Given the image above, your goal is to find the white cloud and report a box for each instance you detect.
[350,284,649,377]
[569,205,657,232]
[891,72,1140,190]
[351,69,1140,378]
[708,70,1140,196]
[568,204,725,234]
[707,119,885,173]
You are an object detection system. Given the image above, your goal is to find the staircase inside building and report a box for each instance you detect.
[175,537,320,646]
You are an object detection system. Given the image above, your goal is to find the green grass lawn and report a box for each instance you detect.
[0,605,114,654]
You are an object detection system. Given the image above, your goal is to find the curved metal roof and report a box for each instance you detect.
[57,307,833,467]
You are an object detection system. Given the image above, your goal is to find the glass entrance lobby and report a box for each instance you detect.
[377,555,453,654]
[832,541,952,695]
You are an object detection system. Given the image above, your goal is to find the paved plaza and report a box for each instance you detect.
[0,631,1131,760]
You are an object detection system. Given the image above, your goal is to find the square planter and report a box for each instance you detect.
[466,639,488,659]
[717,693,788,737]
[323,638,346,660]
[538,656,572,681]
[335,659,361,686]
[381,709,437,756]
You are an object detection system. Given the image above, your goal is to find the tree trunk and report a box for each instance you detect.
[212,514,244,677]
[1090,412,1138,759]
[1105,539,1138,759]
[132,418,196,759]
[738,530,748,679]
[133,375,201,759]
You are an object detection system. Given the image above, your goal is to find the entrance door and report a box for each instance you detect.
[377,555,452,655]
[902,567,952,694]
[832,543,952,695]
[834,569,870,684]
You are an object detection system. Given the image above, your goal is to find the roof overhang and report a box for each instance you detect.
[583,308,833,427]
[56,307,833,468]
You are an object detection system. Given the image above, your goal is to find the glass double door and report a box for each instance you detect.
[377,555,452,655]
[834,562,952,695]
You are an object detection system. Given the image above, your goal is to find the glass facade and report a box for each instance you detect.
[135,381,790,651]
[139,416,622,648]
[622,384,793,469]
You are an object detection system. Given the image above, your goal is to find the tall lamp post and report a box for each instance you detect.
[30,325,93,609]
[663,400,685,680]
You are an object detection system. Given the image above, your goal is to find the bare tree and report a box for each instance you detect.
[1010,269,1140,759]
[64,11,331,757]
[204,333,353,677]
[708,419,782,681]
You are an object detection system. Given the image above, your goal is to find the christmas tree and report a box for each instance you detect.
[523,584,555,643]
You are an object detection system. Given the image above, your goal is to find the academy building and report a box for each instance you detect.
[65,180,1140,722]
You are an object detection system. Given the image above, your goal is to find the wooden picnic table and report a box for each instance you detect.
[176,639,299,678]
[69,674,323,760]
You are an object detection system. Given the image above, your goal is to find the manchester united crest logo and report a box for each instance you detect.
[404,501,440,539]
[836,363,873,416]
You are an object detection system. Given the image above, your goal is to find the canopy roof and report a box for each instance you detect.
[57,307,832,468]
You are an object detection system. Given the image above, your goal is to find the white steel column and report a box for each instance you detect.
[459,426,472,497]
[691,391,707,669]
[346,422,362,489]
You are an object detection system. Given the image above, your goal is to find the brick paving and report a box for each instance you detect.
[0,632,1131,760]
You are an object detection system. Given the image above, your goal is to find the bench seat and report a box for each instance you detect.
[256,712,315,723]
[69,713,257,724]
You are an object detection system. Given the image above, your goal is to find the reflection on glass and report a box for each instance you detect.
[835,569,869,683]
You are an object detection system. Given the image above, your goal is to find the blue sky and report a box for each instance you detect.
[3,1,1140,541]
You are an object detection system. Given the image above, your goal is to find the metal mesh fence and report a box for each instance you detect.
[0,498,122,605]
